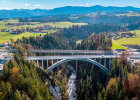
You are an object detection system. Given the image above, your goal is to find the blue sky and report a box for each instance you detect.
[0,0,140,9]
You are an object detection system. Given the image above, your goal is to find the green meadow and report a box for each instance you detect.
[0,21,87,44]
[0,29,57,44]
[114,30,140,45]
[111,40,127,49]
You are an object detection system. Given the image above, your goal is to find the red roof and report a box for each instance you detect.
[122,32,133,35]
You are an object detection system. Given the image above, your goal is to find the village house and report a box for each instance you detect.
[4,41,11,46]
[0,64,3,76]
[121,32,134,38]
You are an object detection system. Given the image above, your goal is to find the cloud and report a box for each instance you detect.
[74,3,91,7]
[85,3,90,7]
[0,7,10,10]
[34,4,41,8]
[24,3,31,7]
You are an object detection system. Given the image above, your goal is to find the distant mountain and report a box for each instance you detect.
[0,5,140,18]
[0,9,48,18]
[46,5,140,15]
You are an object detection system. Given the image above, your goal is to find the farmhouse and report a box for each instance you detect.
[121,32,134,38]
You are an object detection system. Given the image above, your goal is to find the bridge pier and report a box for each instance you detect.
[99,58,102,64]
[76,60,78,72]
[104,58,106,67]
[52,59,54,64]
[109,58,111,70]
[37,60,39,66]
[47,59,49,68]
[42,60,44,68]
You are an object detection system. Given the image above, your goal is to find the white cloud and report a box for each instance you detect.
[85,3,90,7]
[34,4,41,8]
[74,3,91,7]
[0,7,10,10]
[24,3,31,7]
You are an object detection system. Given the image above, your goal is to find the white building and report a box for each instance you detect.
[0,64,3,76]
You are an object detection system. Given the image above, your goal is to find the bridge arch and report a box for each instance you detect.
[46,58,109,74]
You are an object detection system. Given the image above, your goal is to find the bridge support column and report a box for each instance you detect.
[109,58,111,70]
[99,58,102,64]
[42,60,44,68]
[47,59,49,68]
[37,60,39,66]
[76,60,78,72]
[104,58,106,67]
[52,60,54,64]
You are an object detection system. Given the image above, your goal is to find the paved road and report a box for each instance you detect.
[26,55,117,60]
[30,50,115,54]
[0,49,116,54]
[25,54,140,60]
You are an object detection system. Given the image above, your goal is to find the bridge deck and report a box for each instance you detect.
[26,55,117,60]
[26,54,140,60]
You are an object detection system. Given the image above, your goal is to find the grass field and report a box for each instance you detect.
[114,30,140,45]
[45,22,87,28]
[0,29,57,44]
[0,21,87,44]
[116,11,140,16]
[0,21,87,30]
[111,40,127,49]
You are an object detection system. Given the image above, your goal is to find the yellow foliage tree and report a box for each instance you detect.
[12,67,19,75]
[107,78,116,89]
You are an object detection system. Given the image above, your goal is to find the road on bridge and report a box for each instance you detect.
[25,54,140,61]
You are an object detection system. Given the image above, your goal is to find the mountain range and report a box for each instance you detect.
[1,5,140,18]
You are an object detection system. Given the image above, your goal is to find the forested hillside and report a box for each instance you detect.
[0,53,53,100]
[60,24,125,39]
[77,33,112,50]
[71,14,140,25]
[13,24,120,50]
[76,52,140,100]
[15,34,75,50]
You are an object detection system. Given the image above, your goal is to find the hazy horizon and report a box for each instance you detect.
[0,5,140,10]
[0,0,140,10]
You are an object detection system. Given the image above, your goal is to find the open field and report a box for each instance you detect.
[0,21,87,30]
[0,21,87,44]
[116,11,140,16]
[111,40,127,49]
[10,22,87,29]
[44,22,87,28]
[0,29,57,44]
[114,30,140,45]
